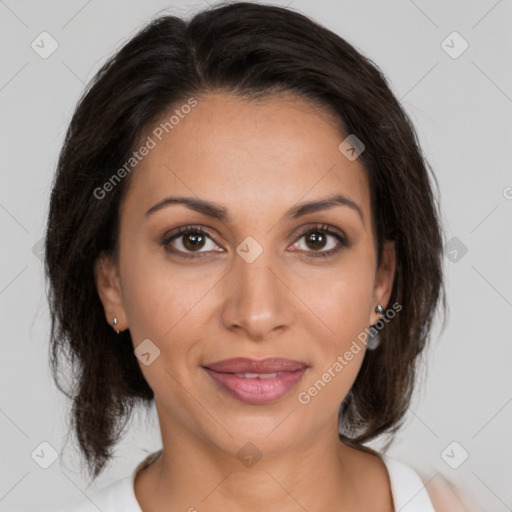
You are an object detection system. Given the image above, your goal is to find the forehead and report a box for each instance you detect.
[121,92,371,225]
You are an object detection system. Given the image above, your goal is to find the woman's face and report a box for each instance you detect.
[95,91,395,456]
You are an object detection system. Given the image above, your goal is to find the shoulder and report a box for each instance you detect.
[382,455,472,512]
[61,451,162,512]
[341,446,395,510]
[422,472,473,512]
[381,455,437,511]
[61,475,135,512]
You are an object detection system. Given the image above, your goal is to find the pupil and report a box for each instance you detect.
[306,231,326,250]
[184,233,205,251]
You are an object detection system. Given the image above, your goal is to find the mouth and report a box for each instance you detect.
[202,357,308,405]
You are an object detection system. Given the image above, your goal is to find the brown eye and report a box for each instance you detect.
[161,226,222,258]
[290,224,349,258]
[304,231,328,251]
[182,232,207,251]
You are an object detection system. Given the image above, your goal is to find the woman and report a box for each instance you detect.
[46,2,452,511]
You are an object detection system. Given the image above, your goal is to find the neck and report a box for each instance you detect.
[134,415,389,512]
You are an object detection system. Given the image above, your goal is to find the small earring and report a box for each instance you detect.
[111,317,119,334]
[367,304,384,350]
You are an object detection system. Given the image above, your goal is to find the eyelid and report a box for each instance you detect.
[293,223,346,241]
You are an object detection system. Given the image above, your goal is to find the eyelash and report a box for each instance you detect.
[161,223,348,260]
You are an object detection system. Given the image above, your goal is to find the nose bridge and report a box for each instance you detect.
[222,240,291,339]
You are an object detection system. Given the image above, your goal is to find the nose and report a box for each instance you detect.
[221,246,294,342]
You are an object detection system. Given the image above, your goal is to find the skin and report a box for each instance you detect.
[94,91,397,512]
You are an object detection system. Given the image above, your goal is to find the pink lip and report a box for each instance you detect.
[203,357,308,405]
[203,367,307,404]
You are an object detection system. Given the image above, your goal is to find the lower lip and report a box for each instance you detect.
[203,367,307,405]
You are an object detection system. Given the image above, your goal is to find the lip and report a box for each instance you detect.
[202,357,308,405]
[204,357,308,373]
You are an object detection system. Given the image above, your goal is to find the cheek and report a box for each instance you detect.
[296,275,370,411]
[290,256,374,404]
[119,240,219,344]
[294,258,375,343]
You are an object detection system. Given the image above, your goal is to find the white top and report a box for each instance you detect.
[64,450,435,512]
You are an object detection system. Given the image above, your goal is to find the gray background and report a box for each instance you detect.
[1,0,511,510]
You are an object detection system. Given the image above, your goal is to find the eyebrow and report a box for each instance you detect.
[145,194,364,224]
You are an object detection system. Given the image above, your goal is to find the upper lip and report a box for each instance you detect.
[203,357,308,373]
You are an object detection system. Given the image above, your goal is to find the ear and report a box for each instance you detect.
[371,240,396,325]
[94,251,128,332]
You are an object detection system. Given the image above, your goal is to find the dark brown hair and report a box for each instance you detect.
[45,1,447,480]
